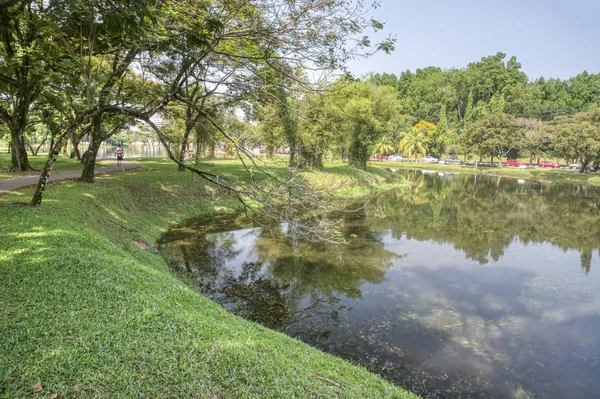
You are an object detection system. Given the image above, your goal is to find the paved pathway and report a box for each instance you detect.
[0,162,142,194]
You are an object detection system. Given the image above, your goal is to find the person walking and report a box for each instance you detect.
[115,145,124,167]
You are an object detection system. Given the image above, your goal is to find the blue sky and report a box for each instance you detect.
[347,0,600,80]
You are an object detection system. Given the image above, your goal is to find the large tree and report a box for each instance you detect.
[344,81,398,170]
[463,113,524,166]
[551,109,600,172]
[0,0,58,171]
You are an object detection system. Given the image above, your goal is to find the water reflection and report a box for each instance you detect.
[160,172,600,398]
[81,144,168,159]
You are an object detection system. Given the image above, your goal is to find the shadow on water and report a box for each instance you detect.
[159,170,600,399]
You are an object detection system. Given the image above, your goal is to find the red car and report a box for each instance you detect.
[372,154,389,161]
[538,161,560,169]
[502,160,521,167]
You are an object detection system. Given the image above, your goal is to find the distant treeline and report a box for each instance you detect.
[369,52,600,126]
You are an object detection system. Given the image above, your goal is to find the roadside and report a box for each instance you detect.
[0,154,113,181]
[0,161,142,194]
[0,160,416,399]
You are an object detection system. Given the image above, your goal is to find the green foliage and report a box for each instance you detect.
[343,82,398,170]
[551,109,600,171]
[399,128,428,160]
[463,113,524,162]
[373,135,395,156]
[298,92,341,168]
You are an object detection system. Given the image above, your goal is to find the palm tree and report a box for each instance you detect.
[373,135,394,159]
[399,128,428,160]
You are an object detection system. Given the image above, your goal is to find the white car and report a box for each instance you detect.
[421,156,439,163]
[388,155,404,162]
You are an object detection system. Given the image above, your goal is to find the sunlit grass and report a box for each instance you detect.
[0,159,416,398]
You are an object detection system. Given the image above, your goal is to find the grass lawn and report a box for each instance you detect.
[0,153,112,181]
[0,159,416,399]
[378,160,600,185]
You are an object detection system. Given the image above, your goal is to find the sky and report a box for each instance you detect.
[347,0,600,80]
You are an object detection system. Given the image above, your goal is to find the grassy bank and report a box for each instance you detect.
[0,160,415,399]
[379,160,600,185]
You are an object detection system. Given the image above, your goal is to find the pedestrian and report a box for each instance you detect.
[115,145,124,166]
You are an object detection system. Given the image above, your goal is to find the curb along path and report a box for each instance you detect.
[0,162,142,194]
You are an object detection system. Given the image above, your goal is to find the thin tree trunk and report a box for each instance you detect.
[194,132,203,165]
[178,126,192,172]
[31,136,69,206]
[208,140,215,158]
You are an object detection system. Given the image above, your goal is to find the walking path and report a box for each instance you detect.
[0,162,142,194]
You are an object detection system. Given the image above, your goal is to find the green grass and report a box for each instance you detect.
[378,160,600,184]
[0,159,415,399]
[0,153,112,181]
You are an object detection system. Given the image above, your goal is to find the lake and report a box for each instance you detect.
[89,144,168,159]
[159,170,600,398]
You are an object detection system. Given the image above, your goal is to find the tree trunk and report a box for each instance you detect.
[9,118,34,171]
[194,133,203,165]
[79,137,101,183]
[266,145,274,160]
[79,116,103,183]
[70,132,82,160]
[178,126,192,172]
[208,141,215,159]
[31,136,69,206]
[348,139,369,170]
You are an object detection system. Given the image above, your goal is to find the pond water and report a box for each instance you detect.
[86,144,168,159]
[159,170,600,399]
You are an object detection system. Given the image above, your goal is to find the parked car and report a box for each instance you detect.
[421,156,439,163]
[388,155,404,162]
[443,157,462,164]
[372,153,388,161]
[502,159,521,167]
[538,161,560,169]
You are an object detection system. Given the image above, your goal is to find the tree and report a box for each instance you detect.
[399,128,428,160]
[344,82,398,170]
[463,91,475,128]
[373,135,394,157]
[463,113,524,167]
[298,90,344,169]
[0,1,57,171]
[552,109,600,172]
[520,118,547,163]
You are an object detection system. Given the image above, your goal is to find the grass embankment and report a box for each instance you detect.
[379,160,600,185]
[0,159,415,399]
[0,153,111,181]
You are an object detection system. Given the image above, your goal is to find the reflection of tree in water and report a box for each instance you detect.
[160,229,241,293]
[161,209,398,334]
[372,171,600,270]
